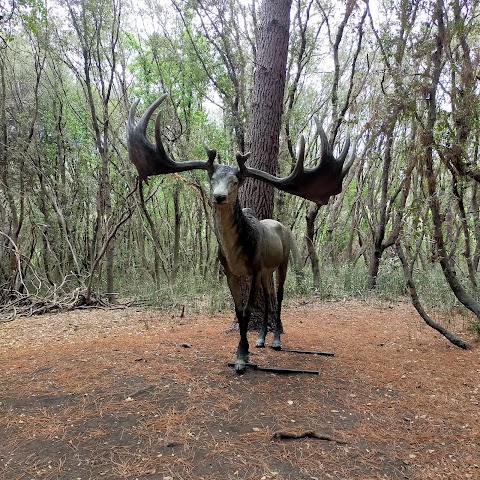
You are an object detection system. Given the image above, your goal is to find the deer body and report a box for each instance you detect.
[127,95,352,373]
[209,163,292,369]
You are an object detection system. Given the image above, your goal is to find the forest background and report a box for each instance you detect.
[0,0,479,337]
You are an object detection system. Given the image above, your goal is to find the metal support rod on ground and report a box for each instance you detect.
[271,347,335,356]
[227,362,319,374]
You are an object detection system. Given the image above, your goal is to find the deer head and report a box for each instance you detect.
[127,95,353,206]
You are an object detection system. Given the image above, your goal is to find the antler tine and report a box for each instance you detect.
[337,136,351,164]
[137,94,168,134]
[127,94,213,180]
[314,117,351,171]
[291,135,306,177]
[239,122,351,205]
[205,147,217,167]
[236,152,251,175]
[314,118,333,161]
[127,99,140,130]
[154,110,173,165]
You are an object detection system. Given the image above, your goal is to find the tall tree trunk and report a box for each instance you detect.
[306,1,362,284]
[471,180,480,273]
[139,183,168,284]
[239,0,292,325]
[241,0,292,217]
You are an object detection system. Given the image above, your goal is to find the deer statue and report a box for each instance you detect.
[127,94,352,372]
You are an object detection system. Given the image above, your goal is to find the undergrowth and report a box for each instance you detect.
[117,259,478,335]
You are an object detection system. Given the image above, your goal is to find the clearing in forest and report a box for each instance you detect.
[0,299,478,479]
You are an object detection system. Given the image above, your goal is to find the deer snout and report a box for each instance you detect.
[213,194,227,204]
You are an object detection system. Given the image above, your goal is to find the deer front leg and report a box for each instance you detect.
[271,284,283,349]
[228,279,249,372]
[231,273,260,373]
[228,283,249,372]
[236,308,249,372]
[221,257,250,372]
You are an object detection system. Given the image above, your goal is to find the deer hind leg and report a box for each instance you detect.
[255,274,272,348]
[272,263,288,349]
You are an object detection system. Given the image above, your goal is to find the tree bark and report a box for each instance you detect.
[238,0,292,326]
[240,0,292,216]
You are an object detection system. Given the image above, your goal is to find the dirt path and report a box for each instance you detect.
[0,300,478,479]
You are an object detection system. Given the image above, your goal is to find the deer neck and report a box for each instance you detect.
[212,198,257,274]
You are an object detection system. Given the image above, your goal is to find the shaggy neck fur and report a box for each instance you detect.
[212,197,258,274]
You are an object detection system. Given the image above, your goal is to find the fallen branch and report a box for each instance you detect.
[396,241,471,350]
[272,430,347,445]
[0,287,118,321]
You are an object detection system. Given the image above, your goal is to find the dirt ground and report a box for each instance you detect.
[0,299,479,480]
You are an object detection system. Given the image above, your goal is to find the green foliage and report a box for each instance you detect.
[116,267,231,314]
[16,0,48,35]
[1,0,478,340]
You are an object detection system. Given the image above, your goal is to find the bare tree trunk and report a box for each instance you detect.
[64,0,122,302]
[307,1,364,282]
[241,0,292,216]
[138,183,168,284]
[305,204,320,285]
[471,179,480,273]
[367,129,394,289]
[0,46,42,292]
[365,0,418,289]
[238,0,292,326]
[453,180,477,290]
[422,0,480,321]
[172,184,181,281]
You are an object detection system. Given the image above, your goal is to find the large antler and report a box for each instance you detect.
[237,122,353,206]
[128,95,353,205]
[127,94,213,180]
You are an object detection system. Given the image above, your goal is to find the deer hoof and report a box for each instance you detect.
[235,359,246,373]
[271,339,282,350]
[255,338,265,348]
